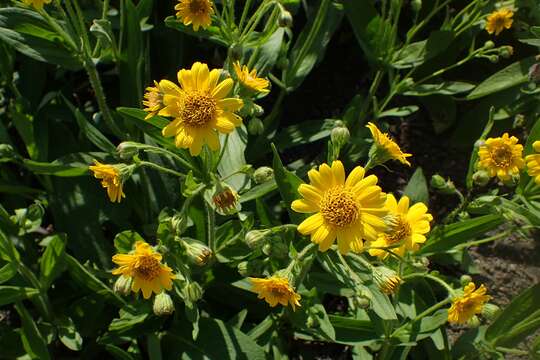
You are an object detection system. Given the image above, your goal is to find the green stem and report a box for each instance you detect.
[205,201,216,252]
[138,161,185,178]
[214,135,229,171]
[495,347,529,356]
[238,0,254,30]
[402,273,455,295]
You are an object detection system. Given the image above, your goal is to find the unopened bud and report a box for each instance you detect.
[253,104,264,117]
[171,214,187,234]
[113,275,133,296]
[460,274,472,286]
[116,141,139,160]
[237,260,264,277]
[278,10,293,28]
[253,166,274,184]
[372,266,402,295]
[355,296,370,309]
[472,170,490,187]
[245,229,271,249]
[513,114,525,128]
[185,282,203,303]
[183,238,213,266]
[499,46,513,59]
[502,173,520,187]
[153,292,174,316]
[411,0,421,12]
[248,117,264,135]
[481,303,500,320]
[331,126,350,146]
[430,174,456,194]
[262,240,288,259]
[467,315,481,328]
[212,185,239,215]
[529,63,540,83]
[0,144,15,159]
[488,55,499,64]
[483,40,495,50]
[306,315,318,328]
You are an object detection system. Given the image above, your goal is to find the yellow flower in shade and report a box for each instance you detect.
[233,61,270,93]
[525,141,540,184]
[175,0,214,31]
[366,122,412,166]
[486,8,513,36]
[291,160,388,254]
[112,241,175,299]
[158,62,244,156]
[143,81,165,120]
[477,133,524,181]
[368,194,433,259]
[249,276,301,310]
[89,160,125,203]
[22,0,51,10]
[448,282,491,324]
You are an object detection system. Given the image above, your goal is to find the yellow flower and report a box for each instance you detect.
[233,61,270,93]
[22,0,51,10]
[175,0,214,31]
[249,276,301,310]
[368,194,433,259]
[525,141,540,184]
[477,133,524,181]
[486,8,513,36]
[366,122,412,166]
[291,160,388,254]
[158,62,244,156]
[142,81,165,120]
[89,160,125,203]
[372,266,402,295]
[112,241,175,299]
[448,282,491,324]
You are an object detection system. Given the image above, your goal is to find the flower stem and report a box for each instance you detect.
[205,201,216,252]
[138,161,185,178]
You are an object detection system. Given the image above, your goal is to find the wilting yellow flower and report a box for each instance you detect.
[249,276,301,310]
[112,241,175,299]
[368,194,433,259]
[143,81,165,120]
[366,122,412,166]
[158,62,244,156]
[21,0,51,10]
[448,282,491,324]
[233,61,270,93]
[486,8,513,36]
[212,186,239,215]
[525,141,540,184]
[291,160,388,254]
[372,266,402,295]
[175,0,214,31]
[477,133,524,181]
[89,160,125,203]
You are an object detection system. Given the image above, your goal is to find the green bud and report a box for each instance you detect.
[263,241,288,259]
[460,274,472,286]
[467,315,481,328]
[237,260,264,277]
[245,229,271,249]
[411,0,421,12]
[483,40,495,50]
[372,266,402,295]
[248,117,264,135]
[488,55,499,64]
[252,104,265,117]
[502,173,520,187]
[355,296,370,309]
[412,256,429,270]
[430,174,456,195]
[331,126,350,146]
[182,238,213,266]
[481,303,500,320]
[113,275,133,296]
[513,114,525,128]
[185,282,203,303]
[0,144,15,159]
[472,170,490,187]
[116,141,139,160]
[153,292,175,316]
[278,10,293,28]
[253,166,274,184]
[499,46,513,59]
[306,315,318,328]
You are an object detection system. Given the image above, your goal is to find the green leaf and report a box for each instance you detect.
[114,230,144,254]
[147,333,162,360]
[327,315,378,345]
[271,144,304,223]
[274,119,336,150]
[0,262,17,284]
[486,283,540,347]
[379,106,419,118]
[57,316,83,351]
[239,180,277,203]
[104,344,136,360]
[15,302,51,360]
[164,17,227,46]
[466,57,537,100]
[253,28,285,74]
[22,152,105,177]
[403,167,429,205]
[0,286,39,306]
[39,234,66,289]
[403,82,474,96]
[391,31,454,69]
[217,127,249,191]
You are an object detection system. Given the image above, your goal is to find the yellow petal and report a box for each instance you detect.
[212,78,233,99]
[297,213,324,234]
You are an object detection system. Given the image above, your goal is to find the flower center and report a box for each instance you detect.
[181,91,217,127]
[490,145,513,167]
[189,0,208,15]
[134,255,161,281]
[385,216,412,244]
[320,186,359,227]
[269,284,289,297]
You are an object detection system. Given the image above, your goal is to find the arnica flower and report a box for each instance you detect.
[22,0,51,10]
[291,160,388,254]
[448,282,491,325]
[233,61,270,94]
[368,194,433,259]
[89,160,126,203]
[112,241,175,299]
[525,141,540,184]
[175,0,214,31]
[477,133,524,182]
[372,266,402,295]
[366,122,412,167]
[142,81,165,120]
[212,185,239,215]
[486,8,513,36]
[159,62,244,156]
[249,276,301,310]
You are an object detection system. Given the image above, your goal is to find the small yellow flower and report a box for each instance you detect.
[448,282,491,324]
[233,61,270,93]
[112,241,175,299]
[249,276,301,310]
[158,62,244,156]
[89,160,125,203]
[525,141,540,184]
[486,8,513,36]
[372,266,402,295]
[368,194,433,259]
[175,0,214,31]
[22,0,51,10]
[291,160,388,254]
[477,133,524,181]
[143,81,165,120]
[366,122,412,166]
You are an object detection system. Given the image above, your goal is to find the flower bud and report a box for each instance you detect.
[430,174,456,194]
[253,104,265,117]
[483,40,495,50]
[248,117,264,135]
[499,46,513,59]
[488,55,499,64]
[472,170,490,187]
[185,282,203,303]
[306,315,318,328]
[245,229,271,249]
[183,238,213,266]
[355,296,371,309]
[372,266,402,295]
[153,292,175,316]
[460,274,472,286]
[253,166,274,184]
[502,173,520,187]
[0,144,15,159]
[212,185,240,215]
[481,303,500,320]
[467,315,481,328]
[237,260,264,277]
[331,126,350,147]
[411,0,421,12]
[278,10,293,28]
[513,114,525,128]
[262,240,288,259]
[116,141,139,160]
[171,214,187,234]
[529,63,540,83]
[113,275,133,296]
